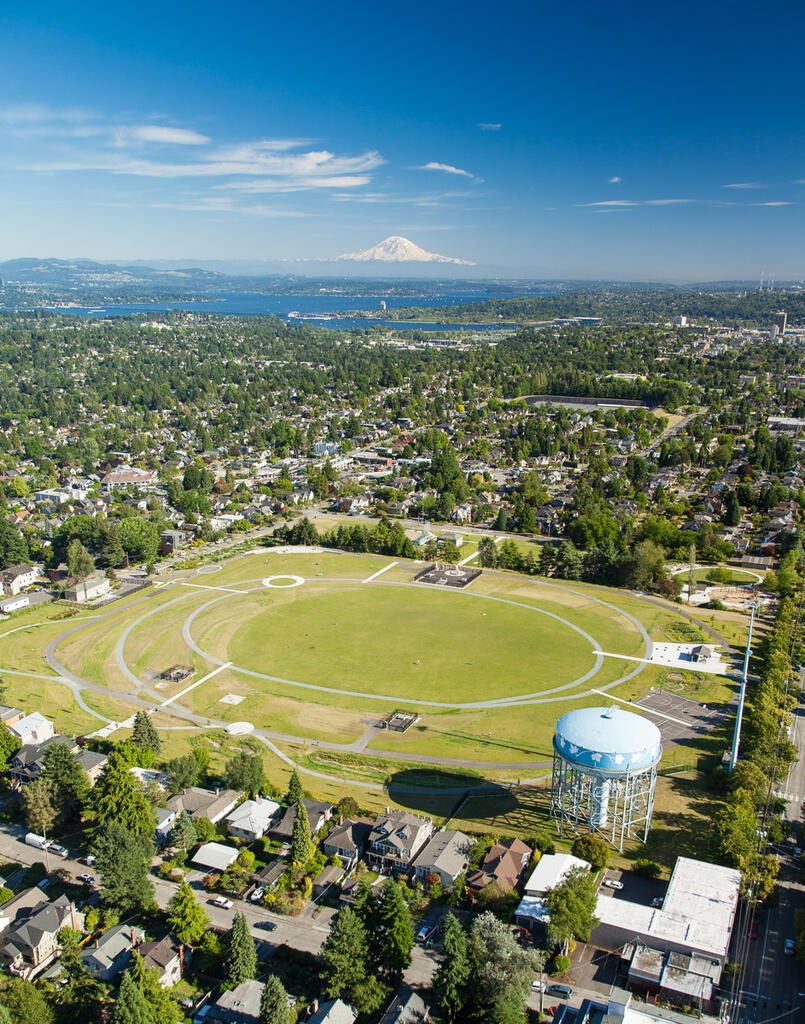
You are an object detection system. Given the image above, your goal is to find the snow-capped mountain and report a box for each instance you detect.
[337,236,476,265]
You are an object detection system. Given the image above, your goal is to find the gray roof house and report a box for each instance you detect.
[367,811,433,875]
[322,817,373,867]
[377,987,430,1024]
[166,786,240,824]
[81,924,145,980]
[1,895,84,978]
[225,797,281,841]
[137,933,187,988]
[308,999,358,1024]
[206,978,264,1022]
[413,830,473,887]
[271,799,333,842]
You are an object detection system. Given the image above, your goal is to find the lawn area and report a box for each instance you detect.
[691,566,761,585]
[1,675,99,738]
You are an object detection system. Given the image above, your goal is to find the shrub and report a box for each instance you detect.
[571,835,609,872]
[552,955,571,977]
[634,858,662,878]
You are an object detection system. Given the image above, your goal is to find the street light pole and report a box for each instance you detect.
[729,600,756,772]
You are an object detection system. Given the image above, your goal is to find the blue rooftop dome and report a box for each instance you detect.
[554,706,662,775]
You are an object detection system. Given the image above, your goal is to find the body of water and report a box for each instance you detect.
[1,289,521,331]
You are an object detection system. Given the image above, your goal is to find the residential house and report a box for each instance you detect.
[308,999,358,1024]
[63,573,111,603]
[366,811,434,875]
[322,817,373,869]
[81,924,145,981]
[1,894,84,978]
[0,564,40,596]
[160,529,191,555]
[377,986,430,1024]
[76,749,108,783]
[166,786,241,825]
[312,864,344,898]
[413,830,472,887]
[8,735,78,788]
[225,797,281,841]
[137,933,187,987]
[155,807,177,846]
[466,838,532,895]
[0,706,25,728]
[205,978,264,1023]
[271,799,333,842]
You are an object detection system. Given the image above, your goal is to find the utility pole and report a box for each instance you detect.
[729,600,756,772]
[688,542,696,605]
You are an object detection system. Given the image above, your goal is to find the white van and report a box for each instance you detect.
[25,833,51,850]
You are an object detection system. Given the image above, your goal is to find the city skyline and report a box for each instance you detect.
[1,0,804,279]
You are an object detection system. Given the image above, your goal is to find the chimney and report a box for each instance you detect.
[131,928,137,947]
[338,814,343,825]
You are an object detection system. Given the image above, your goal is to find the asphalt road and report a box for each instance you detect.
[738,669,805,1024]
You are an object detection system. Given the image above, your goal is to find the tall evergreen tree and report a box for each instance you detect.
[222,913,257,989]
[166,878,209,945]
[112,970,152,1024]
[286,768,303,805]
[131,712,161,755]
[92,821,155,914]
[432,912,470,1021]
[320,906,369,1000]
[258,975,291,1024]
[0,978,53,1024]
[376,878,413,983]
[42,742,90,826]
[290,801,311,865]
[92,750,154,837]
[170,809,198,852]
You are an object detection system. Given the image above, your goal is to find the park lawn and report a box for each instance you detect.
[80,690,138,724]
[1,675,98,738]
[210,584,599,705]
[692,566,760,585]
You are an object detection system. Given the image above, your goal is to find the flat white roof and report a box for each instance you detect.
[191,842,238,872]
[524,852,590,895]
[596,856,740,961]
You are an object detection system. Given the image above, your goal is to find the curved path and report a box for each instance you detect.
[31,548,725,789]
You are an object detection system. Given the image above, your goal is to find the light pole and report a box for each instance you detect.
[729,600,757,772]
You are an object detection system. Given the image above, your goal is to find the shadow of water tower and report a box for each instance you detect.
[550,706,662,851]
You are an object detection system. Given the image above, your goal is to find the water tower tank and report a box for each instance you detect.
[550,706,662,850]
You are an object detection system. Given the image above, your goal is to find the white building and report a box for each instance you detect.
[9,713,55,747]
[64,574,111,603]
[515,852,591,931]
[225,797,281,841]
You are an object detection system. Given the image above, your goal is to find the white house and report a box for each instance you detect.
[1,564,40,596]
[64,573,111,603]
[225,797,281,841]
[9,712,55,747]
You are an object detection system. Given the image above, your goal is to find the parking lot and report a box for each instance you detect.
[635,688,732,748]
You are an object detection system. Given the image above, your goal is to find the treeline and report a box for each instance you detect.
[712,590,801,900]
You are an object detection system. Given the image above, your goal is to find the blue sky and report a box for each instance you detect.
[1,0,803,280]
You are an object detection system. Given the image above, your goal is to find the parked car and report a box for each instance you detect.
[547,985,573,999]
[211,896,233,909]
[49,844,69,859]
[249,887,265,903]
[254,920,277,931]
[416,925,433,944]
[82,855,96,866]
[784,938,795,956]
[794,847,802,860]
[604,879,624,890]
[531,980,545,992]
[651,897,664,908]
[77,874,96,885]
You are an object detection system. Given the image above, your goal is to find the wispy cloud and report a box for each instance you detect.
[150,196,309,217]
[330,189,476,208]
[579,199,640,207]
[752,201,792,207]
[120,125,211,146]
[722,181,764,189]
[417,161,475,178]
[608,176,622,183]
[645,198,694,205]
[477,122,501,131]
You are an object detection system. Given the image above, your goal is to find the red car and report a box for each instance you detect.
[748,922,758,940]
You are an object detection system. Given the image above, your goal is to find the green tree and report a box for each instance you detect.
[118,517,159,564]
[571,835,609,872]
[42,742,90,826]
[375,878,413,984]
[287,768,303,805]
[291,801,312,865]
[92,821,155,914]
[544,866,599,952]
[131,712,161,755]
[166,878,209,945]
[467,912,543,1023]
[0,977,54,1024]
[222,913,257,989]
[432,912,470,1022]
[258,975,291,1024]
[127,953,182,1024]
[0,518,29,570]
[165,753,199,795]
[66,539,95,580]
[170,810,198,852]
[92,750,155,837]
[20,778,59,836]
[320,906,370,1001]
[112,970,152,1024]
[223,751,264,794]
[0,722,19,771]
